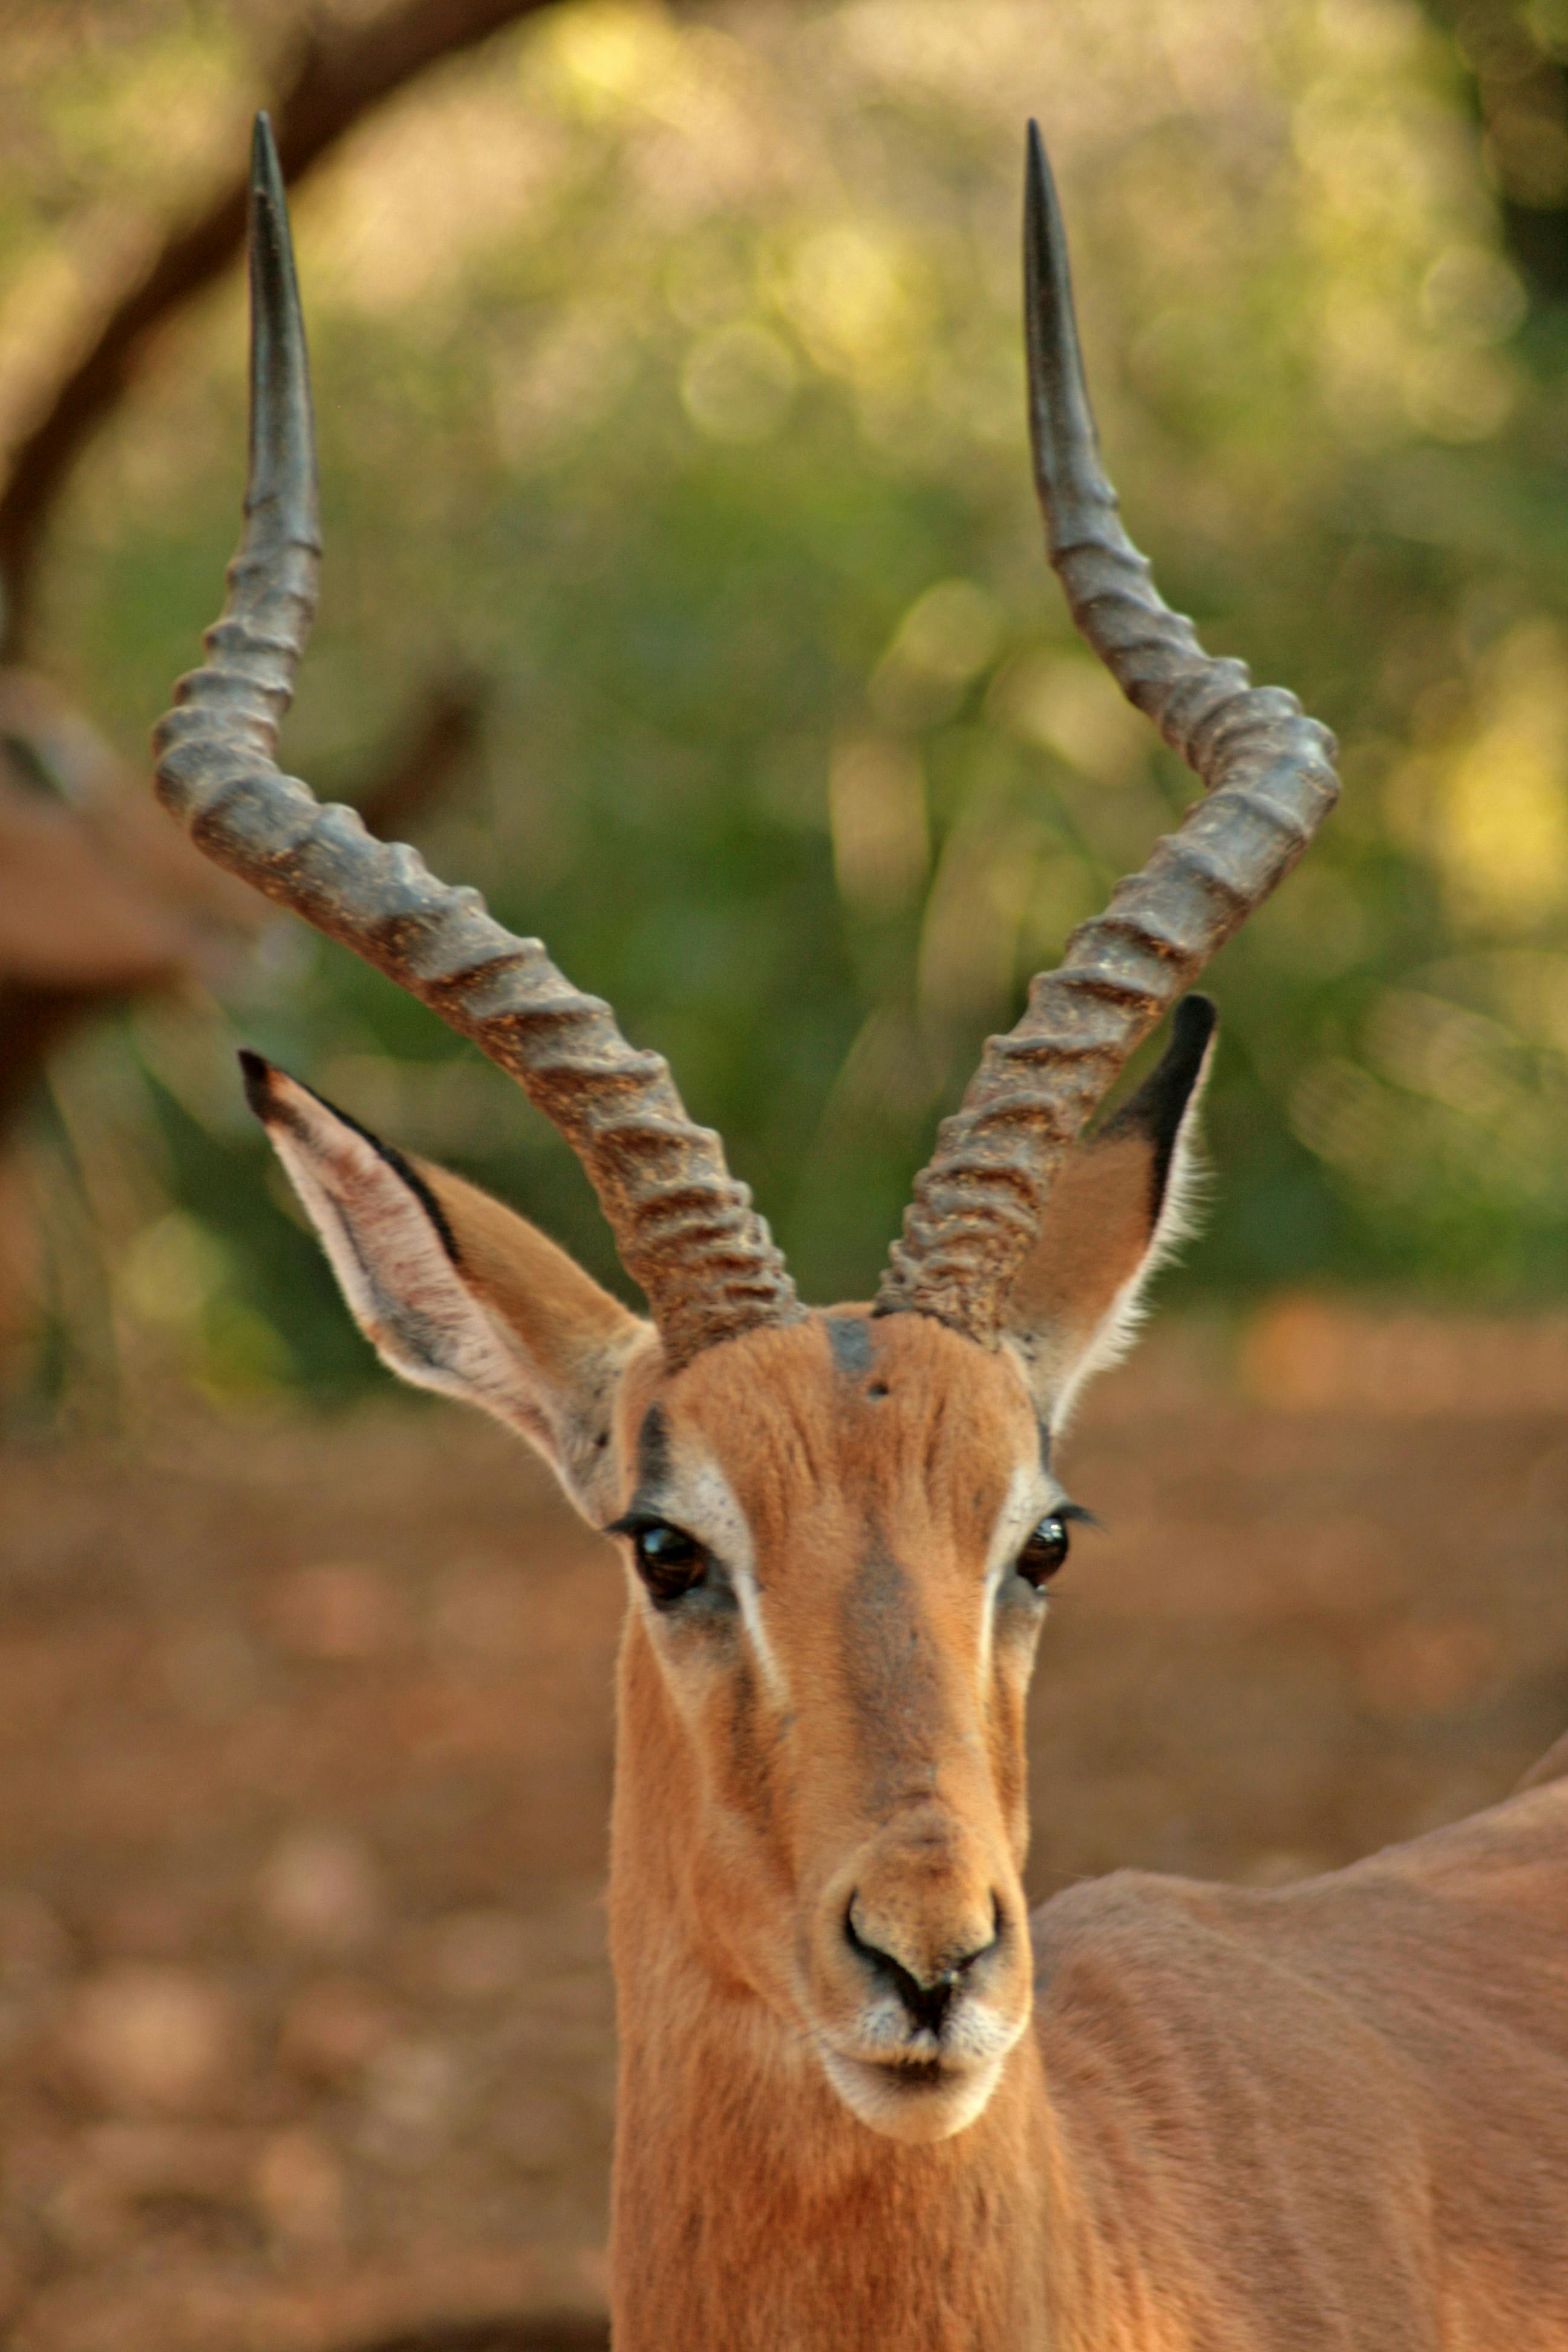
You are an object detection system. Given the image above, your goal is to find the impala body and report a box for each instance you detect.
[151,116,1568,2350]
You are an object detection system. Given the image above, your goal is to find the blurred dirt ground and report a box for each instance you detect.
[3,1302,1568,2351]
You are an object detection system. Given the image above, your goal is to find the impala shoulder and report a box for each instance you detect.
[1028,1869,1234,1992]
[1515,1729,1568,1794]
[1317,1771,1568,1912]
[1027,1869,1349,2051]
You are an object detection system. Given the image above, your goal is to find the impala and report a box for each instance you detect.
[152,114,1568,2351]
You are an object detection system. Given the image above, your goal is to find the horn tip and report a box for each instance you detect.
[250,111,281,199]
[1022,118,1065,296]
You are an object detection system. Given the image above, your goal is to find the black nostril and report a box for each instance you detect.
[844,1903,998,2039]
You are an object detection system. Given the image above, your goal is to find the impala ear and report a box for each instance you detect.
[241,1054,650,1520]
[999,996,1215,1429]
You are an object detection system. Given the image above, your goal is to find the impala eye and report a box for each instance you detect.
[626,1520,708,1606]
[1016,1514,1071,1590]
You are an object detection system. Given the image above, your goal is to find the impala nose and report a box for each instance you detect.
[844,1897,1001,2036]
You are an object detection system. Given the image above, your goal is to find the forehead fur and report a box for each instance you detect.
[628,1310,1040,1548]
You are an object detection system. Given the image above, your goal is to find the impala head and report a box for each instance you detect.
[154,119,1338,2145]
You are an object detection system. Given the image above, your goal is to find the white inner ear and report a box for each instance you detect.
[979,1463,1054,1682]
[265,1094,557,1453]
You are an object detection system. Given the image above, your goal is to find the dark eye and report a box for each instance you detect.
[629,1521,708,1605]
[1016,1515,1070,1590]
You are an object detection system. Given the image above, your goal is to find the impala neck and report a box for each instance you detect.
[606,1631,1071,2351]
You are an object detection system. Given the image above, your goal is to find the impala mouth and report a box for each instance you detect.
[817,2037,1007,2143]
[880,2058,945,2090]
[806,1913,1030,2143]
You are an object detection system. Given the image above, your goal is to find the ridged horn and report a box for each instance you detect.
[875,122,1339,1342]
[154,115,802,1371]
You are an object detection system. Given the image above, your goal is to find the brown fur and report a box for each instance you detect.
[607,1315,1052,2348]
[1517,1729,1568,1793]
[604,1316,1568,2350]
[417,1160,642,1410]
[256,1091,1568,2349]
[1007,1133,1160,1351]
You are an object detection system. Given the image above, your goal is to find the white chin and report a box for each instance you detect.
[819,2045,1004,2145]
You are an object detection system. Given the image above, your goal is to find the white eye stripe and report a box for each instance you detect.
[730,1559,789,1707]
[652,1449,789,1707]
[980,1465,1059,1679]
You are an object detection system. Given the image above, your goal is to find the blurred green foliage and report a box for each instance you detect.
[11,0,1568,1412]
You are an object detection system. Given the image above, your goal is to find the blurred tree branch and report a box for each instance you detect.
[0,658,492,1363]
[0,0,555,1288]
[356,670,488,840]
[0,0,575,656]
[0,661,489,1127]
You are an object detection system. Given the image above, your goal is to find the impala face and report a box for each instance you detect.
[242,1028,1209,2143]
[608,1311,1056,2142]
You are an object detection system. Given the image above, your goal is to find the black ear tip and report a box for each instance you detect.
[1173,994,1218,1054]
[237,1047,276,1120]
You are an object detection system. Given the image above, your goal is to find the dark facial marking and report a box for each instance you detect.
[616,1402,675,1521]
[827,1315,875,1380]
[841,1535,945,1799]
[1037,1420,1052,1476]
